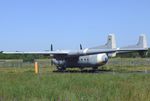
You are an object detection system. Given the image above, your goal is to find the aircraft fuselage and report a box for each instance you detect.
[52,53,108,70]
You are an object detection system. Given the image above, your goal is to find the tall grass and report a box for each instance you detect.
[0,67,150,101]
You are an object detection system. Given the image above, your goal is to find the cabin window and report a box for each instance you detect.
[81,58,88,61]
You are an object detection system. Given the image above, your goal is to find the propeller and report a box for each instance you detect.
[51,44,53,51]
[80,44,83,50]
[50,44,54,66]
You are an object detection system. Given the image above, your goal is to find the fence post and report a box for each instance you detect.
[34,62,39,74]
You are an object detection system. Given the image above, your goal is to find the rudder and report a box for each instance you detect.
[105,34,116,49]
[137,34,148,49]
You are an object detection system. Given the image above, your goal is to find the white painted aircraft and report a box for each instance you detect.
[3,34,148,71]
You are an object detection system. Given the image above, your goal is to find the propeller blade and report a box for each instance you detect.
[80,44,83,50]
[51,44,53,51]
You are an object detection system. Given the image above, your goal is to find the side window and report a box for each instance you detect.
[80,58,89,62]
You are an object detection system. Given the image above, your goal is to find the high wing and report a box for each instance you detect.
[2,51,69,59]
[2,49,116,57]
[3,51,69,55]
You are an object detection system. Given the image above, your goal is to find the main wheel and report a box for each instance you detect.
[57,66,66,71]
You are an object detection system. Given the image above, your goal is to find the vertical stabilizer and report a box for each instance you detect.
[137,34,148,49]
[106,34,116,49]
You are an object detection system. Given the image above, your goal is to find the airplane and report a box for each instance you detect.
[2,34,148,71]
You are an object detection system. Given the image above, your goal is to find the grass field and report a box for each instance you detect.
[0,66,150,101]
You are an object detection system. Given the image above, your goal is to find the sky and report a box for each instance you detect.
[0,0,150,51]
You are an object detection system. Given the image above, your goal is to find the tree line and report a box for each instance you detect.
[0,54,49,62]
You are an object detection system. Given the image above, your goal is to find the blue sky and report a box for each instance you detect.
[0,0,149,51]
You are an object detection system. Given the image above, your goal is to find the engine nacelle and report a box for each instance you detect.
[94,53,108,65]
